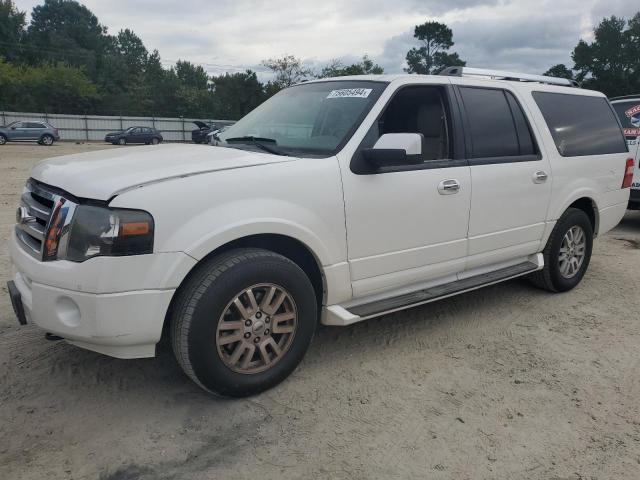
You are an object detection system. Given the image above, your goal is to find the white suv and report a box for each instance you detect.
[7,67,632,397]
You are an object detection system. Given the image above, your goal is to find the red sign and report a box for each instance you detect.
[625,105,640,118]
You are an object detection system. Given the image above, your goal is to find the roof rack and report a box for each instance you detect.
[439,66,580,88]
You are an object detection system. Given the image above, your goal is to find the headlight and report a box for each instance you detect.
[57,205,154,262]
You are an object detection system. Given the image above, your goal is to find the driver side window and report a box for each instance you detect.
[378,86,451,161]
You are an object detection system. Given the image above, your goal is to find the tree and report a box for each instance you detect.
[0,58,99,113]
[570,14,640,97]
[211,70,265,119]
[261,54,311,89]
[405,21,465,74]
[0,0,26,63]
[114,29,148,72]
[543,64,575,80]
[317,55,384,78]
[25,0,109,75]
[175,60,209,90]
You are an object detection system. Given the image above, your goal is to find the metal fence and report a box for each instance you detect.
[0,111,235,142]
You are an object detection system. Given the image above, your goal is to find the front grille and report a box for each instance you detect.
[15,181,68,260]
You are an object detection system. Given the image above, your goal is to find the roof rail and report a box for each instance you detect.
[439,66,580,88]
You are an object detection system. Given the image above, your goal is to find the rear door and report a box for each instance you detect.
[451,81,552,270]
[27,122,46,140]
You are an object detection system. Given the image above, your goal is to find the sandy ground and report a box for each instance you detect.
[0,142,639,480]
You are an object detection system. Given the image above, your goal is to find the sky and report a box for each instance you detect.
[14,0,640,79]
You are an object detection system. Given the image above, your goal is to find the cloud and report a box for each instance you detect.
[14,0,640,77]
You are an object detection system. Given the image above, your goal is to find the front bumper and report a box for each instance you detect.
[9,230,197,358]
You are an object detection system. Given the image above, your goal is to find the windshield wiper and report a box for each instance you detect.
[224,136,287,156]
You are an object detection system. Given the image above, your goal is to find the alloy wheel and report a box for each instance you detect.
[558,225,586,279]
[215,283,298,374]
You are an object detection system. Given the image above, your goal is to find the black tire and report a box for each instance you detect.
[152,137,160,145]
[0,134,6,145]
[171,248,317,397]
[40,134,54,146]
[118,137,126,145]
[529,208,593,292]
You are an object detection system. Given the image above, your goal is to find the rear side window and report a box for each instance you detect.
[533,92,627,156]
[459,87,536,158]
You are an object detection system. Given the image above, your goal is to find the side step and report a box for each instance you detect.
[324,260,539,325]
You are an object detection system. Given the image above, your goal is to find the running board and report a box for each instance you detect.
[324,260,539,325]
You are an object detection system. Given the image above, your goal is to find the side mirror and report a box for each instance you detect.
[362,133,423,168]
[10,126,16,130]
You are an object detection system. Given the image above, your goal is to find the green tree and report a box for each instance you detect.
[571,14,640,96]
[543,64,575,80]
[25,0,109,76]
[261,54,311,89]
[0,0,26,63]
[175,60,209,90]
[0,58,99,113]
[114,28,148,72]
[317,55,384,78]
[405,21,465,74]
[211,70,265,119]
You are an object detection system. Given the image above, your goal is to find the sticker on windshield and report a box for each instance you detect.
[326,88,372,99]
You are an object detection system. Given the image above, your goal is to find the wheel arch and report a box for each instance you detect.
[161,233,327,341]
[567,197,599,235]
[551,193,600,234]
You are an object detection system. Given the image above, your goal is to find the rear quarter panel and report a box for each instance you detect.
[517,84,629,236]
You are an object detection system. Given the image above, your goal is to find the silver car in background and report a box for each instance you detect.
[0,121,60,146]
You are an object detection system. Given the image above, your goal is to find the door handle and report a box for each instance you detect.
[438,179,460,195]
[533,171,548,184]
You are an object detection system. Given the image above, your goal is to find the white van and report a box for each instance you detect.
[8,67,632,396]
[611,95,640,209]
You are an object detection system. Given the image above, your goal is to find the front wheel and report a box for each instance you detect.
[171,248,317,397]
[118,138,126,145]
[529,208,593,292]
[0,134,6,145]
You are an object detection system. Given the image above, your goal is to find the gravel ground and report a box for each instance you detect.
[1,143,639,480]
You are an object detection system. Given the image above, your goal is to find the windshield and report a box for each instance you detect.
[219,80,387,157]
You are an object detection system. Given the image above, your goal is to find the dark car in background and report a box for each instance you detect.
[0,121,60,146]
[191,121,224,144]
[105,126,163,145]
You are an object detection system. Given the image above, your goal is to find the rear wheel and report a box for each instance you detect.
[529,208,593,292]
[0,134,6,145]
[40,134,54,146]
[152,137,160,145]
[171,248,317,397]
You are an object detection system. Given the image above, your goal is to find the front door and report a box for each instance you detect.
[10,122,31,140]
[451,82,552,270]
[341,85,471,297]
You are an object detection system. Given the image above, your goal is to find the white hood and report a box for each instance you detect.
[30,144,292,200]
